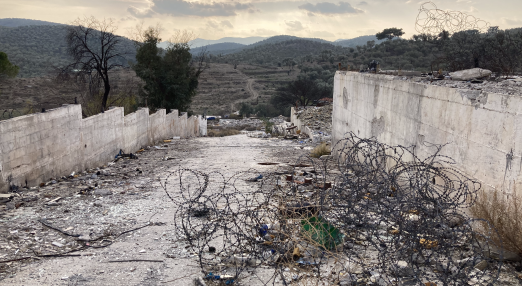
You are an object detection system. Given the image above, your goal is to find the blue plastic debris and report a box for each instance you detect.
[259,224,269,236]
[296,258,318,265]
[247,174,263,182]
[225,279,234,285]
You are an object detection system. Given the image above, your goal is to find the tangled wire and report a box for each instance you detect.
[415,2,490,36]
[163,132,502,285]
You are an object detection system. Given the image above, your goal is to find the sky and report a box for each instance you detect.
[1,0,522,41]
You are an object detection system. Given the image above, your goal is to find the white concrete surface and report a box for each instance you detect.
[332,71,522,194]
[0,105,205,192]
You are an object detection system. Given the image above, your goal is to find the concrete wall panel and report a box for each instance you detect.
[332,72,522,194]
[0,104,205,193]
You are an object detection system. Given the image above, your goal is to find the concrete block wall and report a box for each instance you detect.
[332,71,522,194]
[0,105,205,193]
[290,107,314,140]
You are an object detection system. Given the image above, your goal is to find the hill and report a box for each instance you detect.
[188,36,267,48]
[0,25,137,78]
[0,18,63,27]
[190,42,245,55]
[334,35,385,47]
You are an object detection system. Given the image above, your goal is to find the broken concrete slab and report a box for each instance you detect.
[450,68,492,81]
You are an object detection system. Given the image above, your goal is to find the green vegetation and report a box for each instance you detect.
[133,27,204,112]
[272,75,331,107]
[376,28,405,41]
[0,51,19,78]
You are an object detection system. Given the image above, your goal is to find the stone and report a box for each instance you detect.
[449,68,492,81]
[393,261,414,277]
[474,260,488,271]
[52,241,64,247]
[483,246,522,262]
[93,189,113,196]
[340,273,357,286]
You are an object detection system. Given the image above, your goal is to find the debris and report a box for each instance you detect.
[115,149,138,160]
[52,241,64,248]
[301,216,344,250]
[93,189,113,196]
[107,259,163,263]
[246,174,263,182]
[449,68,492,81]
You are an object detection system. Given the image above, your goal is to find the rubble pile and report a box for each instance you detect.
[208,118,264,130]
[399,74,522,96]
[293,105,333,144]
[170,133,520,286]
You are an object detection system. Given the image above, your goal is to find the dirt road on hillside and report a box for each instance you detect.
[0,135,307,286]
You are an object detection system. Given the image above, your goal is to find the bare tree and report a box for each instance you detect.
[66,16,128,111]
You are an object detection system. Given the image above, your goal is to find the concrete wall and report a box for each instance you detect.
[0,105,205,193]
[290,107,314,140]
[332,71,522,194]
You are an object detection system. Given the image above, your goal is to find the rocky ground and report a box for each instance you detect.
[0,135,314,285]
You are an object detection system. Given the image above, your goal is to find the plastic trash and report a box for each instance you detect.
[301,216,344,250]
[246,174,263,182]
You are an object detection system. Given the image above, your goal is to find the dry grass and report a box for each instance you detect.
[207,128,241,137]
[470,189,522,256]
[310,142,331,158]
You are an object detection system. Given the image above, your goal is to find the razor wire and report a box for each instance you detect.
[162,132,502,285]
[415,2,490,36]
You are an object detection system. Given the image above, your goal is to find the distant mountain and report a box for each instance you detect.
[334,35,384,47]
[0,18,63,27]
[188,37,267,48]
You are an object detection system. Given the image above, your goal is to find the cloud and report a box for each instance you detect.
[128,6,156,18]
[311,30,335,38]
[128,0,256,18]
[298,1,363,15]
[206,20,234,31]
[502,17,522,26]
[285,20,305,31]
[358,1,368,5]
[251,28,277,36]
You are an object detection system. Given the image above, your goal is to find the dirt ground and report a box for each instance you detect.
[0,134,310,285]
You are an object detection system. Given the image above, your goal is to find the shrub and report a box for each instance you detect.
[310,143,331,158]
[471,189,522,257]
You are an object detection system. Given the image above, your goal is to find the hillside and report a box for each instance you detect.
[190,42,245,55]
[0,18,63,27]
[335,35,384,47]
[0,25,137,78]
[189,36,267,48]
[215,38,346,66]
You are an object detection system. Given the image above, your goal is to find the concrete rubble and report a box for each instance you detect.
[449,68,493,81]
[398,74,522,96]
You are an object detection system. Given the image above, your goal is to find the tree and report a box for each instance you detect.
[65,17,128,112]
[271,76,330,107]
[133,27,205,112]
[0,51,19,79]
[376,28,405,41]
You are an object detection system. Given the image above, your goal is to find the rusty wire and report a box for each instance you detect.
[415,2,490,36]
[163,132,502,285]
